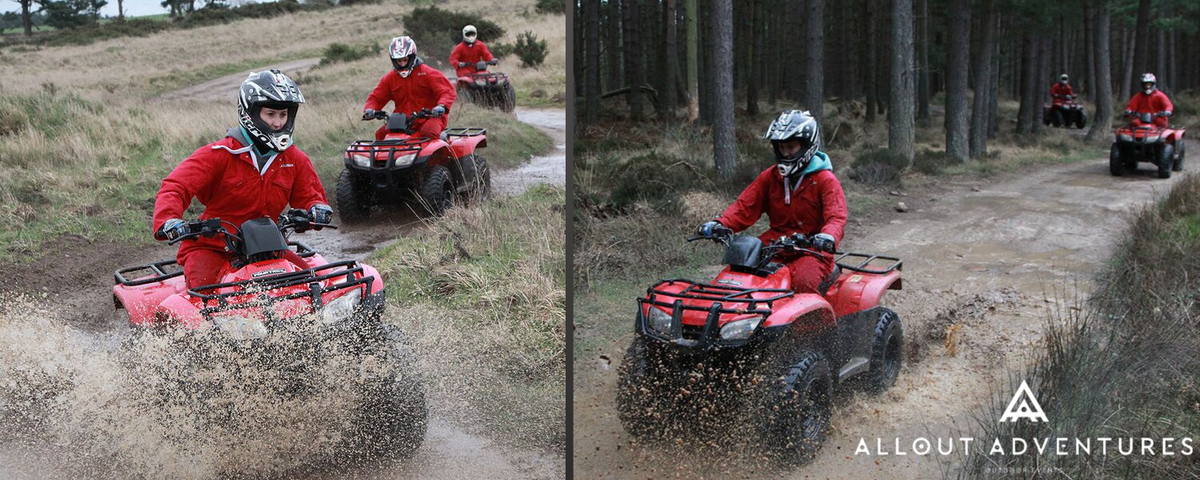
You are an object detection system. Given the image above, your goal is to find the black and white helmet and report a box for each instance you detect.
[389,36,420,77]
[238,69,304,152]
[1141,72,1157,94]
[764,110,821,177]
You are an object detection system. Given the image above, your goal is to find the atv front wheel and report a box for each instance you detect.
[1173,140,1185,172]
[760,350,833,465]
[1109,144,1125,176]
[501,84,516,113]
[336,169,372,221]
[866,308,903,394]
[460,154,492,203]
[1158,144,1174,179]
[344,324,428,464]
[457,85,474,105]
[1049,109,1064,128]
[616,337,678,438]
[417,165,455,216]
[1075,110,1087,129]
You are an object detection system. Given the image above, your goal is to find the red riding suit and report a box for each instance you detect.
[449,41,496,78]
[364,63,457,141]
[715,161,848,295]
[1125,89,1174,128]
[1050,83,1074,101]
[153,133,329,289]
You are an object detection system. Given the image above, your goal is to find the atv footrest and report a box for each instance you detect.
[188,260,374,320]
[115,259,183,286]
[835,252,902,274]
[444,127,486,138]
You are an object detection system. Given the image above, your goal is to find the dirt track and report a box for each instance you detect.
[573,159,1185,478]
[0,65,565,479]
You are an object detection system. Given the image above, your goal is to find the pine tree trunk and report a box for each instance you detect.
[1156,26,1166,93]
[585,0,600,123]
[1121,26,1135,102]
[664,0,679,120]
[1016,34,1037,135]
[916,0,931,127]
[865,0,877,123]
[1084,0,1095,99]
[945,0,970,161]
[606,0,621,92]
[1133,0,1151,79]
[711,0,738,177]
[1034,35,1052,133]
[623,0,644,121]
[21,0,33,36]
[804,0,825,121]
[747,0,761,115]
[686,0,699,121]
[889,0,916,165]
[969,0,995,158]
[1086,0,1112,141]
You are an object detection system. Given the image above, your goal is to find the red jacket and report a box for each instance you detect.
[716,165,848,249]
[449,41,495,78]
[364,63,457,117]
[1125,89,1174,128]
[1050,83,1074,99]
[153,134,328,258]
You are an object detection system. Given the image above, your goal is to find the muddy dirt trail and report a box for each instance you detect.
[573,160,1185,478]
[0,66,565,478]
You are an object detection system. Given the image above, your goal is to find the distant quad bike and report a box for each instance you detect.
[1043,95,1087,129]
[616,228,903,465]
[455,61,516,113]
[338,109,491,220]
[112,211,427,463]
[1110,112,1186,179]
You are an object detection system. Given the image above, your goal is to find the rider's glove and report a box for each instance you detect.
[362,108,377,120]
[309,204,333,224]
[812,233,836,253]
[432,105,447,116]
[1157,111,1172,117]
[487,59,498,65]
[697,220,724,237]
[458,62,469,67]
[1124,109,1134,117]
[160,218,188,241]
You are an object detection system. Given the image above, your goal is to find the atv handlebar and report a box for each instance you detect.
[166,213,336,246]
[167,218,235,245]
[277,209,337,234]
[689,231,834,256]
[362,108,445,121]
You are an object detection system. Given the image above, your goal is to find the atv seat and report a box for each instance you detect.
[817,264,841,296]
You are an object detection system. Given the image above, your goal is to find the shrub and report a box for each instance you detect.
[401,6,504,63]
[318,41,380,66]
[848,148,906,184]
[513,31,548,68]
[489,41,514,59]
[535,0,565,15]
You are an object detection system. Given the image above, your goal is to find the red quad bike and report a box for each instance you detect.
[455,60,516,113]
[337,109,491,220]
[1110,112,1186,179]
[617,229,903,465]
[112,210,427,463]
[1043,95,1087,129]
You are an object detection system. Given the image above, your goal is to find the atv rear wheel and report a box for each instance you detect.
[344,324,428,464]
[616,337,678,438]
[866,308,903,394]
[1109,144,1125,176]
[760,350,832,465]
[417,165,455,216]
[336,169,372,221]
[1158,144,1174,179]
[460,154,492,203]
[1173,140,1185,172]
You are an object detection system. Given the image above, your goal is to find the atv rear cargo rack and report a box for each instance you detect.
[637,279,793,349]
[187,260,374,320]
[444,127,487,138]
[834,252,903,274]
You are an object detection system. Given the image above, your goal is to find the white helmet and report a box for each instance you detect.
[1141,73,1157,94]
[1059,74,1069,83]
[463,25,477,44]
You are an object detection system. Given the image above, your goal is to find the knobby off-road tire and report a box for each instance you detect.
[336,169,372,221]
[345,324,428,465]
[758,349,833,466]
[866,308,903,394]
[1050,109,1064,128]
[1075,110,1087,129]
[417,165,455,216]
[616,337,678,439]
[501,84,516,113]
[1110,144,1126,176]
[457,86,475,105]
[1158,144,1174,179]
[1174,140,1186,172]
[460,154,492,203]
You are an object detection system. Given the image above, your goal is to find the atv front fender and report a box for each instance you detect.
[449,134,487,159]
[359,264,385,295]
[156,293,205,330]
[764,293,836,333]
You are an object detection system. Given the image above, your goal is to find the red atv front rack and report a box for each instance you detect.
[638,279,793,349]
[188,260,373,321]
[345,138,426,170]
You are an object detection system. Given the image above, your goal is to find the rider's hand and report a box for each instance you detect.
[812,233,836,253]
[697,220,724,238]
[309,204,333,225]
[487,59,498,65]
[458,62,469,67]
[1124,109,1134,117]
[1157,111,1172,117]
[431,105,447,116]
[362,108,377,120]
[160,218,188,241]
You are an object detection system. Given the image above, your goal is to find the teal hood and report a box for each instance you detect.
[799,151,832,175]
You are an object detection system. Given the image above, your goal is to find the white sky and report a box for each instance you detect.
[3,0,274,19]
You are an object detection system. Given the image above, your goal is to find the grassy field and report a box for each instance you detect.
[0,0,560,262]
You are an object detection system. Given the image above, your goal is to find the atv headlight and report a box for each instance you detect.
[321,292,361,324]
[394,153,417,168]
[1119,133,1133,142]
[212,315,269,341]
[352,153,371,168]
[1145,135,1160,143]
[646,306,672,335]
[475,78,488,86]
[720,316,763,341]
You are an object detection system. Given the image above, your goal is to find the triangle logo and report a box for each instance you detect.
[1000,380,1048,423]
